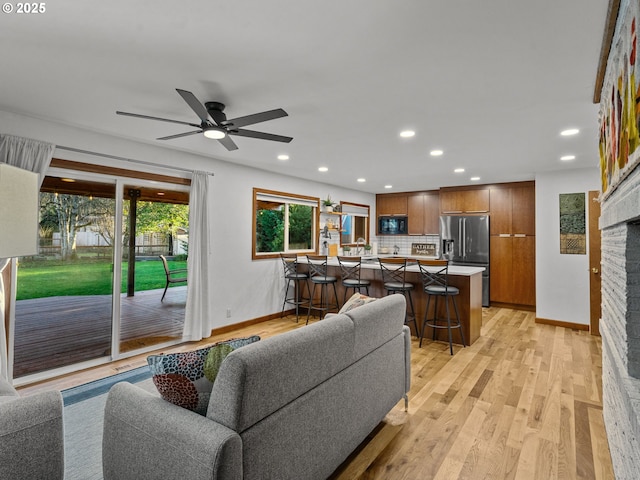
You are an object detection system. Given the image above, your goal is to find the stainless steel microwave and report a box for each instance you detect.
[378,216,408,235]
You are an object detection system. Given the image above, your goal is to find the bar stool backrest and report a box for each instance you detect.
[280,253,300,278]
[379,257,409,286]
[417,259,450,290]
[306,254,329,279]
[337,256,363,282]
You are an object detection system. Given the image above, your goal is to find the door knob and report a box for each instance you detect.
[592,267,599,274]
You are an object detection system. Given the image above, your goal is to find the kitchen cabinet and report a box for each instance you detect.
[376,193,408,216]
[489,181,535,307]
[408,191,439,235]
[440,188,490,214]
[490,235,535,306]
[489,183,535,236]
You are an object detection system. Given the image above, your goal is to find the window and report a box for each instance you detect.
[340,202,370,246]
[253,188,318,259]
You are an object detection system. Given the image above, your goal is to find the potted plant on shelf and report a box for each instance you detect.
[321,195,335,213]
[342,245,351,256]
[364,244,372,255]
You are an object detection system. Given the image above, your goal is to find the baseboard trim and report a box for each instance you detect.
[535,317,590,331]
[490,302,536,312]
[209,309,295,337]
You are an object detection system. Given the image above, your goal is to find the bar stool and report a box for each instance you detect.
[378,257,419,336]
[337,256,371,303]
[279,253,309,322]
[306,254,340,322]
[417,259,465,355]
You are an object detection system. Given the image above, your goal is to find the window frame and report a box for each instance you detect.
[252,187,319,260]
[339,201,370,247]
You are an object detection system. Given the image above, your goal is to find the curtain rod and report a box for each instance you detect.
[56,145,214,175]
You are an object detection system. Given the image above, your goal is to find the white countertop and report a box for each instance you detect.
[300,255,485,276]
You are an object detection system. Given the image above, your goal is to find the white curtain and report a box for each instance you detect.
[0,134,55,379]
[182,171,215,341]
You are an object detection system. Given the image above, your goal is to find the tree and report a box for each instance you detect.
[40,193,113,260]
[135,201,189,254]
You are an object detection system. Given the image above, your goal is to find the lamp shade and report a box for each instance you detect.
[0,164,39,258]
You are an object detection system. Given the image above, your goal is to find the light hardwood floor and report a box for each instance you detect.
[18,306,614,479]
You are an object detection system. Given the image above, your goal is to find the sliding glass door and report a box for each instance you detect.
[118,186,188,354]
[13,176,116,377]
[13,172,190,379]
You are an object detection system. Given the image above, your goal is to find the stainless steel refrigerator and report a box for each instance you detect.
[439,215,490,306]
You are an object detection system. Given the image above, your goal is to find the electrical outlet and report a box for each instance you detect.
[226,308,231,318]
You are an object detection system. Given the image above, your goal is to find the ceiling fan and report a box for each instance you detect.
[116,88,292,151]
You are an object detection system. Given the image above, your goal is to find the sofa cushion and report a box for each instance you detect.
[338,292,377,313]
[342,293,406,364]
[147,336,260,415]
[207,315,355,432]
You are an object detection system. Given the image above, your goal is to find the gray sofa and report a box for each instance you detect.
[0,376,65,480]
[103,294,411,480]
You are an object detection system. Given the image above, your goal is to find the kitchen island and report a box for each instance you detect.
[299,256,484,346]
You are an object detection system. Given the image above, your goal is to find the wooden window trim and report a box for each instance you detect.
[50,159,191,186]
[252,187,319,260]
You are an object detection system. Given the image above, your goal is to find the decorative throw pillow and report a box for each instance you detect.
[339,293,377,314]
[147,335,260,415]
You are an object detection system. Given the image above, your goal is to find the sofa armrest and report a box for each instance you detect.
[103,382,242,480]
[402,325,411,398]
[0,389,64,480]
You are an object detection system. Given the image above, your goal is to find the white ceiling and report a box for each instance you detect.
[0,0,608,193]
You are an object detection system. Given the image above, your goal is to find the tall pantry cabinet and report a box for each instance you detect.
[489,182,536,307]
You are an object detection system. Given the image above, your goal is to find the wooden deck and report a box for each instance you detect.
[13,286,186,378]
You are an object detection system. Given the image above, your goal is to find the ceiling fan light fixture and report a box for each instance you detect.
[203,127,226,140]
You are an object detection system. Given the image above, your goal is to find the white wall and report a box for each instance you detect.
[0,109,375,327]
[535,167,599,325]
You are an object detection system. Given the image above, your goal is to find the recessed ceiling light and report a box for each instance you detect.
[277,154,289,161]
[560,155,576,161]
[430,149,443,156]
[454,168,465,173]
[384,185,393,189]
[318,167,328,172]
[560,128,579,136]
[470,176,481,181]
[157,192,165,196]
[357,178,366,183]
[61,178,76,183]
[400,130,415,138]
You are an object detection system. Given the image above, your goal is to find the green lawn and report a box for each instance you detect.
[16,259,187,300]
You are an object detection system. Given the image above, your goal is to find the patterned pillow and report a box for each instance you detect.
[147,335,260,415]
[339,293,377,313]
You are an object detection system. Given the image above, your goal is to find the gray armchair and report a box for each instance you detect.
[0,376,64,480]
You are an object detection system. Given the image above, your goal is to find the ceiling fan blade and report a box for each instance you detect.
[116,111,201,128]
[230,128,293,143]
[225,108,288,128]
[176,89,210,123]
[218,135,239,151]
[157,130,203,141]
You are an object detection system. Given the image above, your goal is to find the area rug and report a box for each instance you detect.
[62,366,157,480]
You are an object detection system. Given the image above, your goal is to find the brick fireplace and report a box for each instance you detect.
[600,164,640,478]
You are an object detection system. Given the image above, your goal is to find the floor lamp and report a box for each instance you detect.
[0,164,39,379]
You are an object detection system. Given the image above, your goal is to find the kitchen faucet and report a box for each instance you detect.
[356,237,366,255]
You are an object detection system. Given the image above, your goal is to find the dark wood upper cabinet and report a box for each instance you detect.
[408,191,439,235]
[376,194,408,216]
[440,188,489,214]
[489,182,535,236]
